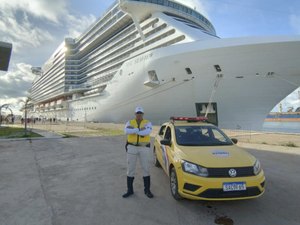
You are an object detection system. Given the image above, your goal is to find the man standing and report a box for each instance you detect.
[123,106,154,198]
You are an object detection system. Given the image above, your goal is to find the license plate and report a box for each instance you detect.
[223,182,246,192]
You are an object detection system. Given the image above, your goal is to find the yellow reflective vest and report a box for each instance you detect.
[127,119,151,145]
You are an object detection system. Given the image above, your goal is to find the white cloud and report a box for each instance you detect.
[0,63,35,116]
[0,10,54,53]
[0,0,68,23]
[0,97,26,116]
[0,63,35,100]
[289,14,300,34]
[0,0,72,53]
[0,0,97,53]
[66,14,97,38]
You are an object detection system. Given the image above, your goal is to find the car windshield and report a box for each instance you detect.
[175,125,233,146]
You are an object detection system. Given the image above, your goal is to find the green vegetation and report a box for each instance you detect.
[281,142,298,148]
[0,127,42,138]
[261,142,268,145]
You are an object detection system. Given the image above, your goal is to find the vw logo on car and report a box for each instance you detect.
[228,168,237,177]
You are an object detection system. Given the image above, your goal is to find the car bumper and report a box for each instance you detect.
[177,169,265,201]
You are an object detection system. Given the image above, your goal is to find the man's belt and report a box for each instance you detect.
[127,142,150,147]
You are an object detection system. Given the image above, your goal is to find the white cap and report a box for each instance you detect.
[135,106,144,113]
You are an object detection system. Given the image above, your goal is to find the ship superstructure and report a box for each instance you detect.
[29,0,300,130]
[30,0,215,113]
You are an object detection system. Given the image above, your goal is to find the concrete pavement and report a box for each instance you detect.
[1,135,300,225]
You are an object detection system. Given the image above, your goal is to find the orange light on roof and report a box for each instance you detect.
[170,116,208,122]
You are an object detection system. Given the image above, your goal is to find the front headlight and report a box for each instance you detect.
[182,161,208,177]
[253,160,261,175]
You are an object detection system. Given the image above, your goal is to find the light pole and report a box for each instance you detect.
[19,98,31,136]
[24,98,31,136]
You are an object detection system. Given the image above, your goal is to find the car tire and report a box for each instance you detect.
[170,167,182,200]
[153,148,161,167]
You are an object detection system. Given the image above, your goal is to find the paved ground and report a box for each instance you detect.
[1,135,300,225]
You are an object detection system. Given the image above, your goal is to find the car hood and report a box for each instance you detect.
[178,145,256,168]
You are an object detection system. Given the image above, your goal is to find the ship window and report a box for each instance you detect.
[185,68,192,75]
[148,70,159,81]
[214,65,222,72]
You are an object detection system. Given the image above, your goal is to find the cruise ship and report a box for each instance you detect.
[29,0,300,130]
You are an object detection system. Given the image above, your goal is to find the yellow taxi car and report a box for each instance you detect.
[153,117,265,201]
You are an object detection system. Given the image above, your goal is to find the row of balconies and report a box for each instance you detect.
[35,100,68,112]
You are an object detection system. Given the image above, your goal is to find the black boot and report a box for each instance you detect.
[143,176,154,198]
[122,176,134,198]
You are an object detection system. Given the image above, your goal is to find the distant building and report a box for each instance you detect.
[0,41,12,71]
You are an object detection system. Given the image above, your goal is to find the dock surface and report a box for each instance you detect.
[1,134,300,225]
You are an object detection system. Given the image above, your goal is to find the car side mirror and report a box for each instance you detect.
[160,139,171,146]
[231,138,238,144]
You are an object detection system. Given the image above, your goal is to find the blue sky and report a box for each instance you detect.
[0,0,300,114]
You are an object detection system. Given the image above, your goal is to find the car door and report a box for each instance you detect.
[154,125,166,166]
[160,126,172,175]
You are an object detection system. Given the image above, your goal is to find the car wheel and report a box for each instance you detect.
[170,167,182,200]
[153,148,161,167]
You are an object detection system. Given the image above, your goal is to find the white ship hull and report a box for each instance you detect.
[61,36,300,130]
[29,1,300,130]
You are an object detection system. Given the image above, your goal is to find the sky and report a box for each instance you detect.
[0,0,300,115]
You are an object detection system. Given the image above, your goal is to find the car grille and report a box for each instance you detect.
[199,187,262,198]
[207,167,254,177]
